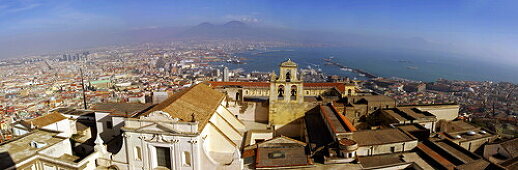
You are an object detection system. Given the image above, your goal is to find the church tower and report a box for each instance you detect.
[268,59,307,137]
[269,59,304,103]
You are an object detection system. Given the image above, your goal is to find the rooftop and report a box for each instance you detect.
[90,102,155,117]
[207,81,354,93]
[381,107,436,122]
[0,130,64,169]
[358,154,407,169]
[416,139,490,169]
[52,108,94,116]
[141,83,225,131]
[352,128,416,146]
[22,112,67,128]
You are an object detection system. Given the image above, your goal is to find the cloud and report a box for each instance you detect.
[224,14,261,23]
[0,0,41,15]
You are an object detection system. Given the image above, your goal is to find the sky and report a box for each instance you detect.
[0,0,517,65]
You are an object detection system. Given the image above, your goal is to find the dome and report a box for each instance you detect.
[280,58,297,67]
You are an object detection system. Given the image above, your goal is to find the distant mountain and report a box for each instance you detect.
[122,21,439,50]
[223,21,247,28]
[0,20,490,63]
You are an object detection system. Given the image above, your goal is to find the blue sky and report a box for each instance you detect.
[0,0,517,65]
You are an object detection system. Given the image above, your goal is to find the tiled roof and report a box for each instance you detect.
[22,112,67,128]
[140,83,225,131]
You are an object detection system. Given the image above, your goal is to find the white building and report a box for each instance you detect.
[102,83,246,170]
[12,112,76,138]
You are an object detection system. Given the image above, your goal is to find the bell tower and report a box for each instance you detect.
[270,59,304,103]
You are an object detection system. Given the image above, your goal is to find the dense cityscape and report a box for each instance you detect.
[1,41,515,142]
[1,1,517,170]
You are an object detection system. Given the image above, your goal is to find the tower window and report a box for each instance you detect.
[291,85,297,100]
[278,85,285,98]
[286,72,291,82]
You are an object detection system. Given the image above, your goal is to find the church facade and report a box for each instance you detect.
[104,84,246,170]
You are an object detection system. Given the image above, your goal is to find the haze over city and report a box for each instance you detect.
[1,0,518,66]
[0,1,517,170]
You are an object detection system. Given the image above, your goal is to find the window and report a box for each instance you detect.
[156,147,171,169]
[183,151,191,167]
[278,85,285,98]
[390,146,396,153]
[268,151,285,159]
[135,146,142,160]
[106,121,113,129]
[255,139,265,144]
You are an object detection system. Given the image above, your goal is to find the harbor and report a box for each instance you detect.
[322,57,378,79]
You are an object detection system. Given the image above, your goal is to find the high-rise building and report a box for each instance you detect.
[223,66,229,82]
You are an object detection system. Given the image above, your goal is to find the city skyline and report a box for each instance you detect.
[1,0,517,66]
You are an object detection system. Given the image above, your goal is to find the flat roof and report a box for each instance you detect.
[352,128,416,146]
[416,140,489,169]
[90,103,155,117]
[381,107,436,122]
[52,108,95,116]
[397,124,428,132]
[358,153,406,169]
[0,130,64,169]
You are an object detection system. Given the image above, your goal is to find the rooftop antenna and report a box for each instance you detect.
[80,68,88,109]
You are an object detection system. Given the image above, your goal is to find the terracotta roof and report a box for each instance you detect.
[304,83,347,92]
[330,104,357,132]
[208,81,351,92]
[22,112,67,128]
[207,81,270,87]
[140,83,225,131]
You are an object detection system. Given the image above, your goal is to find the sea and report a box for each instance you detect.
[219,47,518,83]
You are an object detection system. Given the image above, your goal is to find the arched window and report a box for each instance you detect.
[291,85,297,100]
[107,166,119,170]
[348,89,352,95]
[278,85,285,99]
[285,72,291,82]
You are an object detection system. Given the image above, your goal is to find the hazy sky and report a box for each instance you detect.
[1,0,517,65]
